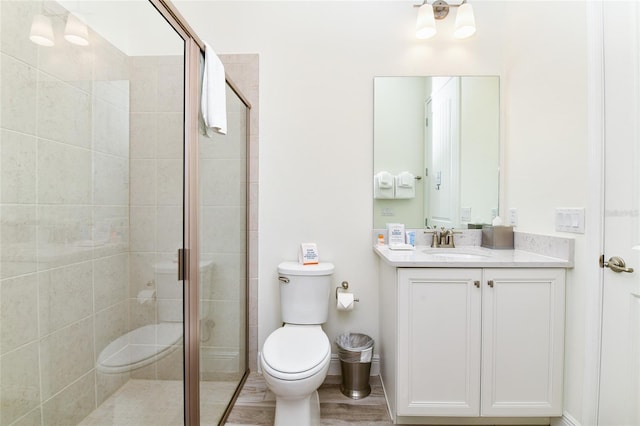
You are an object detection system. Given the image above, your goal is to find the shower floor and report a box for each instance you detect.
[79,379,237,426]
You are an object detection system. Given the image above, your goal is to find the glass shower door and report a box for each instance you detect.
[0,1,187,424]
[198,79,250,424]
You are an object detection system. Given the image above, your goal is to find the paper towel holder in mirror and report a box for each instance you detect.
[336,281,360,302]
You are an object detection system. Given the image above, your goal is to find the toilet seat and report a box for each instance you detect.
[262,325,330,381]
[97,322,183,374]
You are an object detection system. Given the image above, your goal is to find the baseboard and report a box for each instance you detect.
[550,412,581,426]
[257,352,380,377]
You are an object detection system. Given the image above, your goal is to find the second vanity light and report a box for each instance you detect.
[415,0,476,40]
[29,12,89,47]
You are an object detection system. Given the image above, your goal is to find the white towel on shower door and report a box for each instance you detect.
[201,42,227,136]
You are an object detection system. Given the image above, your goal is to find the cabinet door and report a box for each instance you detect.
[397,268,482,416]
[481,268,565,416]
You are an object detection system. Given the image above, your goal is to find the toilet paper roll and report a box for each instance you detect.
[336,292,354,311]
[137,289,156,305]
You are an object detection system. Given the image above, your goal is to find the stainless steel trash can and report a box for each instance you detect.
[335,333,374,399]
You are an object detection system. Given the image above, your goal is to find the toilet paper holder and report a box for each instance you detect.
[335,281,359,302]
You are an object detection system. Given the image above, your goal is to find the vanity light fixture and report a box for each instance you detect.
[64,13,89,46]
[29,14,55,47]
[414,0,476,40]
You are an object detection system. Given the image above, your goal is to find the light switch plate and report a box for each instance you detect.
[460,207,472,222]
[555,208,585,233]
[509,208,518,226]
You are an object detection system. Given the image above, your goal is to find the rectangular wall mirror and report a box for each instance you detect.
[373,76,500,229]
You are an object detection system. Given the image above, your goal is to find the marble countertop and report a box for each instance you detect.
[374,244,573,268]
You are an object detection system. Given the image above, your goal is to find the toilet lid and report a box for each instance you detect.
[97,323,183,374]
[262,326,330,374]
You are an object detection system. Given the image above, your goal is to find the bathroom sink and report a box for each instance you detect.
[422,247,491,259]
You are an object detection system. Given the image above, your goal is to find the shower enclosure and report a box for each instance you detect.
[0,0,249,424]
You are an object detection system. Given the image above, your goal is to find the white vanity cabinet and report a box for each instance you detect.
[383,266,566,422]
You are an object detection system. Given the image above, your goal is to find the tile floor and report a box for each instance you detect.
[78,374,391,425]
[224,373,393,425]
[79,379,238,426]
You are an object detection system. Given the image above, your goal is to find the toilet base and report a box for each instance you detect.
[274,390,320,426]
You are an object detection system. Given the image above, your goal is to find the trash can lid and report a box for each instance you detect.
[262,326,330,374]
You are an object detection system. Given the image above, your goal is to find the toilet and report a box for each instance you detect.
[97,260,213,373]
[260,261,334,426]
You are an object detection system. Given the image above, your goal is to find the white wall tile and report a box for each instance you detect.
[93,96,129,158]
[200,159,246,207]
[41,371,96,425]
[156,112,183,159]
[39,317,94,400]
[157,58,184,113]
[37,74,91,148]
[1,205,37,279]
[0,342,41,425]
[130,206,156,252]
[0,274,38,354]
[129,57,158,113]
[37,205,92,269]
[200,206,246,254]
[156,159,182,206]
[155,206,182,253]
[38,262,93,335]
[93,254,129,312]
[130,113,157,159]
[0,54,37,135]
[130,159,157,206]
[94,301,128,359]
[37,139,91,204]
[0,1,39,67]
[92,152,129,206]
[1,129,37,204]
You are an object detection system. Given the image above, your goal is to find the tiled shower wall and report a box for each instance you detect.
[219,54,260,373]
[0,1,131,424]
[0,3,257,424]
[198,86,248,378]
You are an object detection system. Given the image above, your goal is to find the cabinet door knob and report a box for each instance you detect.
[474,280,480,288]
[488,280,494,288]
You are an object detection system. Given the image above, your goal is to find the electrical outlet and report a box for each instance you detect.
[381,208,394,216]
[509,208,518,226]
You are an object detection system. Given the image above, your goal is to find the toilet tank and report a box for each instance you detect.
[277,261,334,325]
[154,259,214,322]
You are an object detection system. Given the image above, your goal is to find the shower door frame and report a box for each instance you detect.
[147,1,251,424]
[147,2,202,423]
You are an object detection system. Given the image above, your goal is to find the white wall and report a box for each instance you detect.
[173,1,590,423]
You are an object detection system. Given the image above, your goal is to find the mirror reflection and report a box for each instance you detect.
[373,76,500,229]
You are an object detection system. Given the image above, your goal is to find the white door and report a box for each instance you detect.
[427,77,460,229]
[598,2,640,425]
